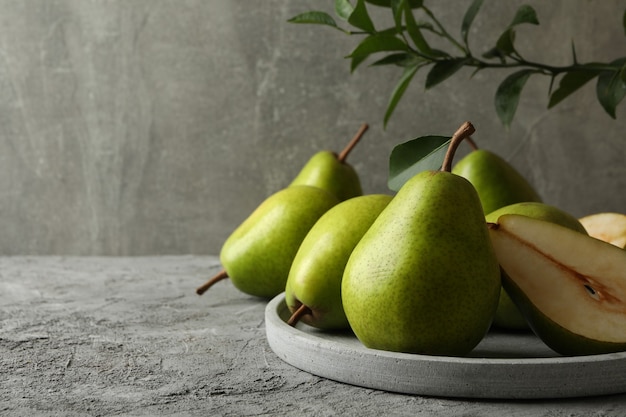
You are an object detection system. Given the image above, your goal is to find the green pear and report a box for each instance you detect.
[488,214,626,356]
[486,202,588,330]
[452,148,542,215]
[197,185,339,299]
[290,124,367,201]
[285,194,393,330]
[342,122,501,356]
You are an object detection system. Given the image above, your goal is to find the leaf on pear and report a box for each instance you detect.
[387,135,451,191]
[495,69,534,127]
[461,0,484,45]
[596,58,626,119]
[347,33,408,72]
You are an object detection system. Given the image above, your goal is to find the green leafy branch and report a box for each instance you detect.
[289,0,626,128]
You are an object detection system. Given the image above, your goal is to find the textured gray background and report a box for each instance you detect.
[1,0,624,256]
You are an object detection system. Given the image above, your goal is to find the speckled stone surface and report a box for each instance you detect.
[2,256,626,416]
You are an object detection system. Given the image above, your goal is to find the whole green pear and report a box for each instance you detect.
[285,194,393,329]
[196,125,367,298]
[216,185,339,299]
[452,149,542,215]
[290,124,368,201]
[486,202,588,330]
[290,151,362,202]
[342,122,501,356]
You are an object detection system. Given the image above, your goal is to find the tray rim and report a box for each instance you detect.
[265,292,626,399]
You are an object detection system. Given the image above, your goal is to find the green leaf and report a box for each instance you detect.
[376,26,405,36]
[370,53,421,67]
[348,0,376,33]
[548,68,601,108]
[335,0,353,21]
[425,59,467,89]
[347,33,408,71]
[495,69,534,127]
[388,135,451,191]
[495,28,516,56]
[384,64,421,128]
[404,0,433,55]
[488,5,538,59]
[366,0,423,8]
[390,0,405,35]
[288,11,340,29]
[596,58,626,118]
[571,41,578,65]
[461,0,484,45]
[482,47,506,62]
[510,5,539,26]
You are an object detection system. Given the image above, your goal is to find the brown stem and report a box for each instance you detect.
[441,121,476,173]
[337,123,369,163]
[287,303,311,327]
[465,136,479,151]
[196,269,229,295]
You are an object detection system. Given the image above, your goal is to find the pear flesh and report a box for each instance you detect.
[579,212,626,249]
[485,202,588,330]
[220,185,339,299]
[342,170,501,356]
[285,194,393,329]
[488,214,626,355]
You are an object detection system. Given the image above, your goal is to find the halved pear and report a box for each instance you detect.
[579,212,626,249]
[486,202,588,331]
[488,214,626,356]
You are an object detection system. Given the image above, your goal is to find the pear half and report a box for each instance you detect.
[488,214,626,356]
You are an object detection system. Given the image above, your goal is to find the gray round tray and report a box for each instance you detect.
[265,293,626,399]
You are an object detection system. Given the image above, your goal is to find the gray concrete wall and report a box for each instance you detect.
[0,0,624,255]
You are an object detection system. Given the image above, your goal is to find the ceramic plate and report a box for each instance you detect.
[265,293,626,399]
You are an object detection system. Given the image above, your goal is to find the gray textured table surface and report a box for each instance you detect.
[1,256,626,416]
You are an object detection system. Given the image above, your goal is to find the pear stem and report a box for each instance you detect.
[286,303,311,327]
[196,269,229,295]
[337,123,369,163]
[466,136,479,151]
[441,121,476,173]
